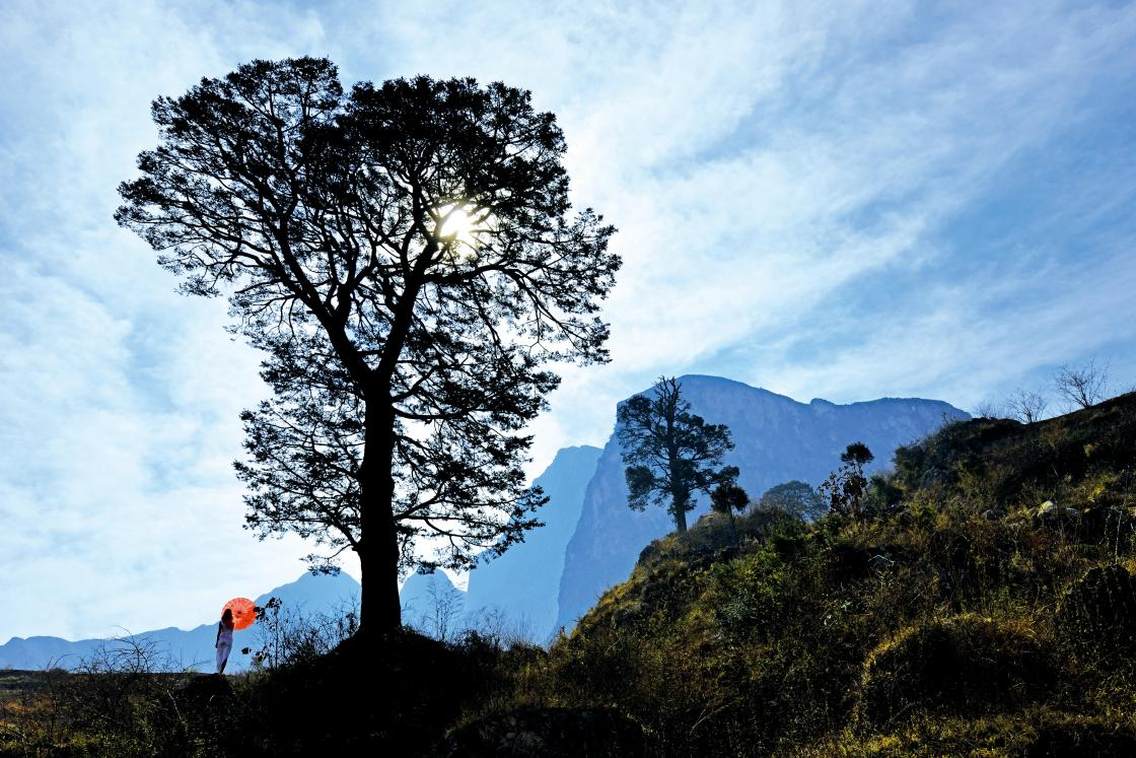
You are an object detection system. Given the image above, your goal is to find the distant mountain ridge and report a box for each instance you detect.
[3,375,968,662]
[0,572,360,673]
[462,445,602,641]
[555,375,968,632]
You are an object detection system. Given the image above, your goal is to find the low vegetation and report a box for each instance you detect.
[5,392,1136,756]
[498,391,1136,755]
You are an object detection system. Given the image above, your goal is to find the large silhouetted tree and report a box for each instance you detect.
[116,58,620,637]
[617,377,737,532]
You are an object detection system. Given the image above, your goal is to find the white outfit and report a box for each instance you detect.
[216,623,234,673]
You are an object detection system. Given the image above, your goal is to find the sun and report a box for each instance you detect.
[434,202,492,256]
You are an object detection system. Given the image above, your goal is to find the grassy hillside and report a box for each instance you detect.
[496,392,1136,755]
[5,394,1136,756]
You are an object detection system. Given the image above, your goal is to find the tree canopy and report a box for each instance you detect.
[711,480,750,517]
[116,57,620,634]
[758,480,825,521]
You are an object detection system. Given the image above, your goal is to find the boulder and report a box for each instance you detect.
[1032,500,1082,531]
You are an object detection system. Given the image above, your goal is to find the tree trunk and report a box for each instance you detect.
[354,255,435,642]
[357,400,403,639]
[672,494,688,533]
[667,439,686,532]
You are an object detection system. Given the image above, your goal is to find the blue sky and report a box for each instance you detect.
[1,0,1134,642]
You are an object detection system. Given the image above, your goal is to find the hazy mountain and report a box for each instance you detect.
[401,569,464,639]
[462,445,602,642]
[554,375,968,633]
[0,571,360,672]
[2,376,968,664]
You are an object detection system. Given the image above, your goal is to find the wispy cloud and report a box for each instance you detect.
[1,0,1134,640]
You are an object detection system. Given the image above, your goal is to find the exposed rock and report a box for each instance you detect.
[1032,500,1083,531]
[868,553,895,572]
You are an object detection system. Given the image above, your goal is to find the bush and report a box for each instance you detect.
[1057,564,1136,655]
[858,615,1055,728]
[245,595,359,670]
[36,636,202,756]
[1026,714,1136,757]
[795,710,1136,758]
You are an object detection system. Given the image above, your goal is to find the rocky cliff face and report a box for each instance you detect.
[554,375,968,632]
[463,446,602,642]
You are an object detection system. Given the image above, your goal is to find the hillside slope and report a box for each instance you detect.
[526,392,1136,755]
[10,394,1135,756]
[556,375,968,632]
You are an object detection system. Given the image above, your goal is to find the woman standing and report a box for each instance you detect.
[215,607,235,674]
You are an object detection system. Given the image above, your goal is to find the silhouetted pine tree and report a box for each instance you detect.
[116,58,619,636]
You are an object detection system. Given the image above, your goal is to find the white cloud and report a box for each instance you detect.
[1,0,1134,640]
[0,0,341,640]
[518,0,1136,470]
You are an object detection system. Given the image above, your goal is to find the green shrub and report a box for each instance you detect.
[1057,564,1136,655]
[858,615,1055,728]
[795,710,1136,758]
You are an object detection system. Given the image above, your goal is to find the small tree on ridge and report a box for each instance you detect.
[1055,360,1109,410]
[820,442,874,518]
[617,377,737,532]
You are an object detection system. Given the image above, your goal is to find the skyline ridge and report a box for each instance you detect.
[4,377,966,647]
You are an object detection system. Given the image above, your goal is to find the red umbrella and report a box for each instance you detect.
[222,597,257,630]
